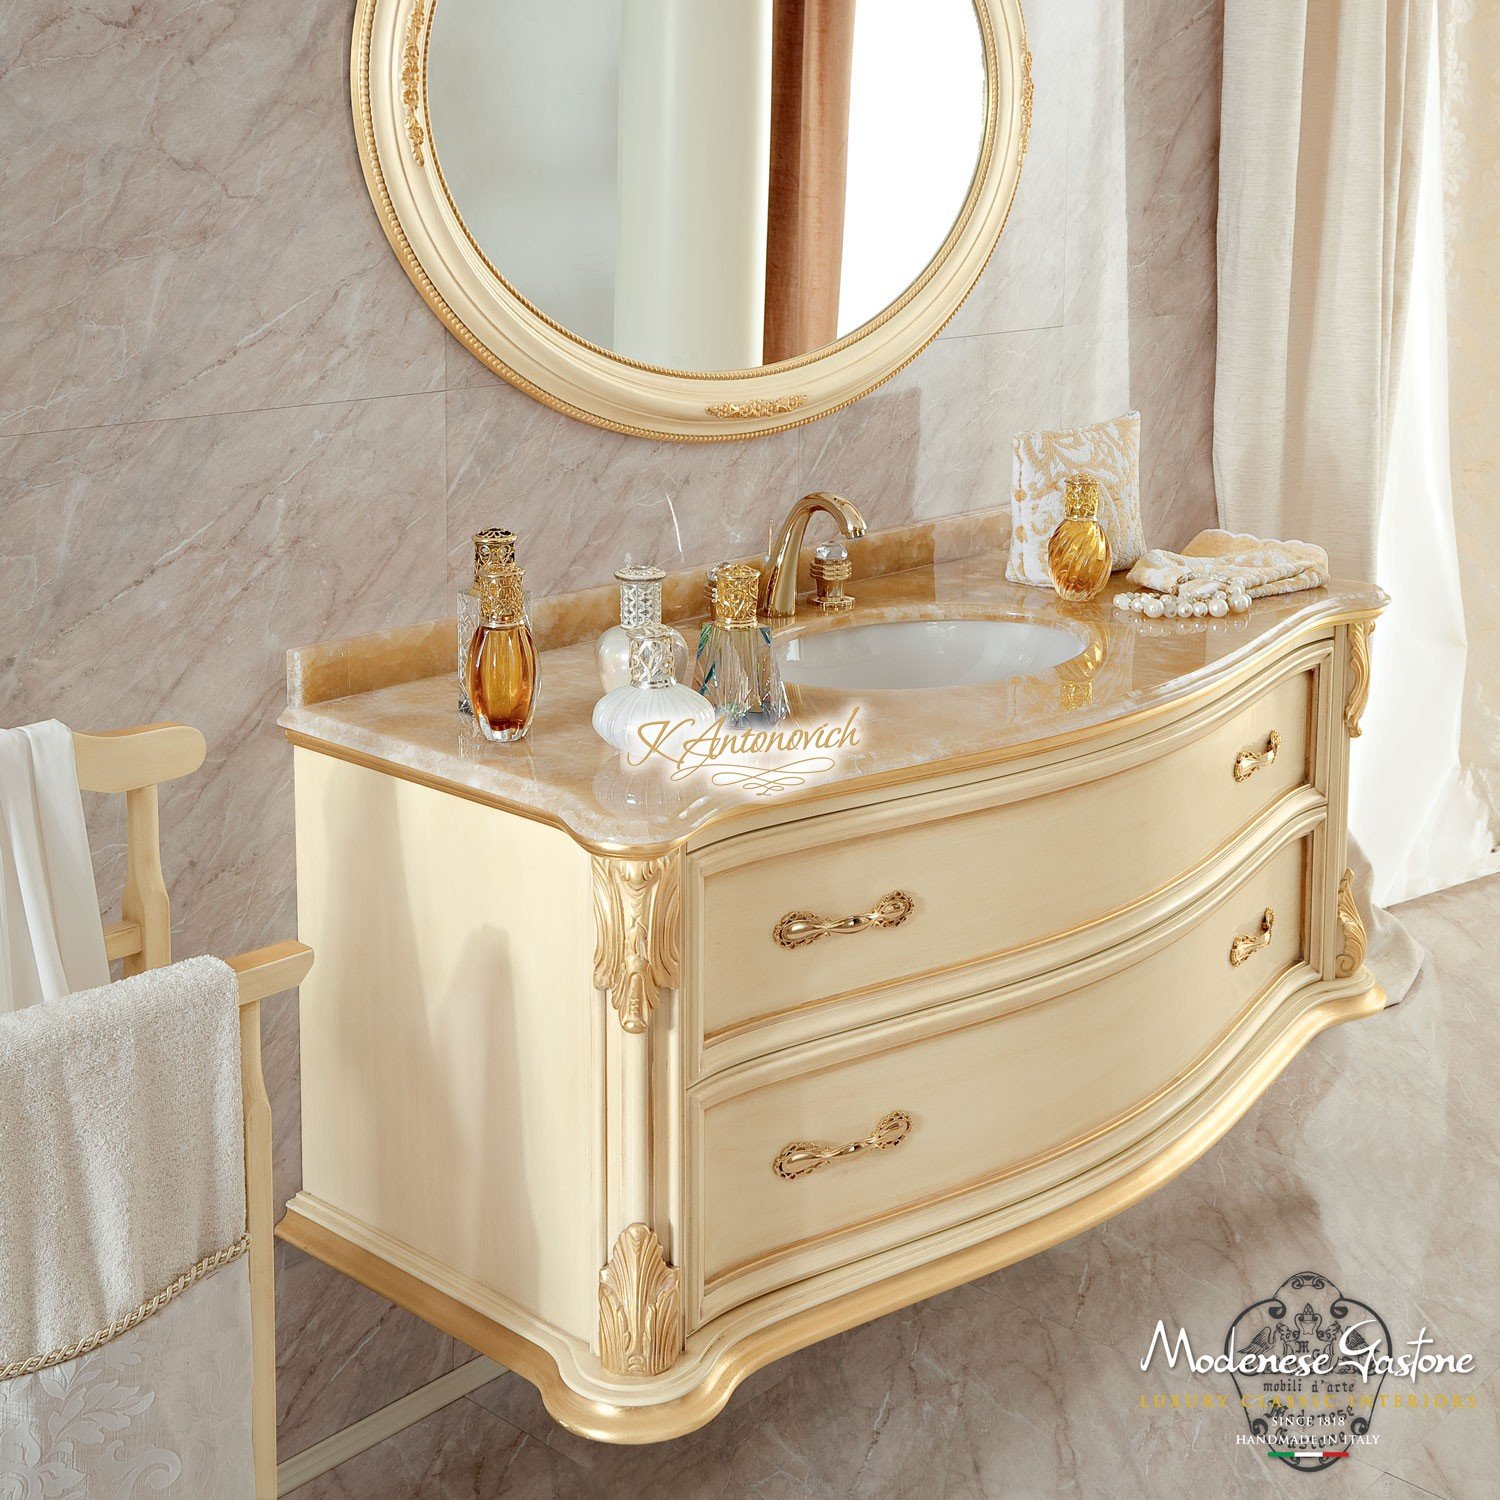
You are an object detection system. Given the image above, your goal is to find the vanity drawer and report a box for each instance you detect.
[690,657,1318,1047]
[688,831,1311,1323]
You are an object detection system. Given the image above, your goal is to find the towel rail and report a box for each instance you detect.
[71,723,304,1500]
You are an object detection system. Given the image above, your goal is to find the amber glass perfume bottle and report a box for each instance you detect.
[466,563,538,742]
[1046,475,1112,602]
[458,529,519,713]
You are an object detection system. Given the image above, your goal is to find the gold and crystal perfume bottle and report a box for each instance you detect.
[691,562,788,724]
[466,562,538,743]
[595,564,689,692]
[1046,475,1113,602]
[458,529,521,713]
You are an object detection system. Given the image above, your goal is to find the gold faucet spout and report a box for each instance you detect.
[762,492,867,618]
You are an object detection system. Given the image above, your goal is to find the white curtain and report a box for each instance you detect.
[1215,0,1433,998]
[1214,0,1430,581]
[1350,27,1497,904]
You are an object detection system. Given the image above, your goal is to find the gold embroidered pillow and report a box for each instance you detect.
[1008,411,1146,586]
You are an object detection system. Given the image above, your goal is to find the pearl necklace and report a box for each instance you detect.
[1114,579,1253,620]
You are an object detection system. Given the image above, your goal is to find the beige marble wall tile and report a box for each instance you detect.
[0,0,445,437]
[0,394,449,957]
[797,328,1064,531]
[941,0,1069,340]
[444,384,801,597]
[1122,0,1224,326]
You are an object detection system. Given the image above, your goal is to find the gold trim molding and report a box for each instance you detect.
[352,0,1028,441]
[598,1223,682,1377]
[1019,48,1035,159]
[704,395,808,420]
[1344,621,1373,737]
[1335,868,1368,979]
[592,855,681,1033]
[400,0,426,166]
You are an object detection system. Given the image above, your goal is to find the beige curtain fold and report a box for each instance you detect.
[1215,0,1435,1000]
[1438,0,1500,856]
[763,0,857,364]
[1214,0,1431,579]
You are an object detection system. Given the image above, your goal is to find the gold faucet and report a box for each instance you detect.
[761,492,867,618]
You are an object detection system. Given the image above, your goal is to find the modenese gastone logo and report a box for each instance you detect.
[1138,1271,1476,1473]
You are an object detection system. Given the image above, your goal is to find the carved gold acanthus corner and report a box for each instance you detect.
[592,855,681,1034]
[1344,621,1374,738]
[598,1223,683,1377]
[1335,868,1368,979]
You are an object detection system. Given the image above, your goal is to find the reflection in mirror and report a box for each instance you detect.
[426,0,987,373]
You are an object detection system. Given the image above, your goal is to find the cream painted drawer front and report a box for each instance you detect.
[689,831,1310,1323]
[692,656,1319,1047]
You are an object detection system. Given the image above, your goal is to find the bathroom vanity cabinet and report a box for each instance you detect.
[278,554,1383,1442]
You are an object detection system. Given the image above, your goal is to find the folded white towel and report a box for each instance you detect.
[1126,529,1331,600]
[0,955,244,1364]
[0,720,109,1012]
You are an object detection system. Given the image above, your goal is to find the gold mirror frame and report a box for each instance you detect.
[353,0,1031,442]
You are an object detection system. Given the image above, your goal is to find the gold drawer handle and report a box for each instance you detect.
[773,1109,913,1181]
[1233,729,1281,782]
[772,890,914,950]
[1229,908,1275,967]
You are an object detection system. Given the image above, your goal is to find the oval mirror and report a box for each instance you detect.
[354,0,1031,440]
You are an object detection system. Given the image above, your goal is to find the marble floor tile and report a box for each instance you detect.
[298,872,1498,1499]
[277,1244,456,1460]
[288,1398,588,1500]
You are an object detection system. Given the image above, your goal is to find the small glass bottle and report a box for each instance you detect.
[691,562,788,725]
[458,529,521,713]
[466,563,539,743]
[595,564,689,691]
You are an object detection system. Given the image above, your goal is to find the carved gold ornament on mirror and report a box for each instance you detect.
[352,0,1031,440]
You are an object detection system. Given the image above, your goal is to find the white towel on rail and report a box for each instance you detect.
[0,720,109,1012]
[0,955,253,1496]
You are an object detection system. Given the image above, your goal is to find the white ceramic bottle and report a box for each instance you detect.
[593,625,716,758]
[595,564,689,691]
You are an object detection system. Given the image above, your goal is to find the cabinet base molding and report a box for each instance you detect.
[277,972,1382,1445]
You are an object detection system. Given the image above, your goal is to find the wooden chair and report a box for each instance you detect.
[73,722,312,1500]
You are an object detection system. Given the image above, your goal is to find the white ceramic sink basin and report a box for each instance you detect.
[779,618,1086,691]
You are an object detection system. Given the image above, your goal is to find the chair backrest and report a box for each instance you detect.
[73,723,205,975]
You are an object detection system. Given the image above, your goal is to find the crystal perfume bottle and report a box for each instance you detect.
[458,529,523,713]
[691,562,788,725]
[466,563,538,743]
[595,564,689,691]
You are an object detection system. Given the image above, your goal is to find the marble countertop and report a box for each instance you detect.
[280,556,1385,853]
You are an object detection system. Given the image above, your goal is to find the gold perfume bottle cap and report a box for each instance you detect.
[477,563,526,625]
[472,528,518,576]
[713,563,760,628]
[1063,475,1103,520]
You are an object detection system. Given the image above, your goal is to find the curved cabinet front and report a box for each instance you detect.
[687,828,1311,1326]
